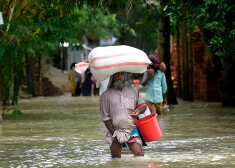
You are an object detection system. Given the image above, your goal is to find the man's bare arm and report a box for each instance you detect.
[104,120,115,135]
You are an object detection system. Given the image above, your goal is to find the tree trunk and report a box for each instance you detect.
[12,60,22,105]
[0,102,2,122]
[184,20,189,100]
[26,53,35,96]
[176,16,182,98]
[0,70,10,114]
[158,0,177,104]
[0,0,4,11]
[180,0,190,100]
[0,65,1,97]
[25,53,31,94]
[38,53,41,96]
[0,54,13,113]
[0,65,2,117]
[187,15,193,101]
[6,0,16,32]
[180,19,186,99]
[0,65,2,119]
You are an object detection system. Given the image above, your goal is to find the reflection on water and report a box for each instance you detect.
[0,94,234,168]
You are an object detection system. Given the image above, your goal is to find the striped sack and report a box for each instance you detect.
[75,45,151,81]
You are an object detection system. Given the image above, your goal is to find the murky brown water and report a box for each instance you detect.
[0,93,234,168]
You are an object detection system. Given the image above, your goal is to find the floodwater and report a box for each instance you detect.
[0,93,234,168]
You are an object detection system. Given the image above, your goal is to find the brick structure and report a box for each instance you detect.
[171,32,221,101]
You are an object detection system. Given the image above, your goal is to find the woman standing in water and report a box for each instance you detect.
[68,63,77,96]
[142,55,168,115]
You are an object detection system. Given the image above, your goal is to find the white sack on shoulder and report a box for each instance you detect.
[75,62,89,74]
[75,45,151,81]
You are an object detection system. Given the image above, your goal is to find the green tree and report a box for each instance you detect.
[190,0,235,106]
[114,2,159,54]
[0,0,121,111]
[165,0,234,106]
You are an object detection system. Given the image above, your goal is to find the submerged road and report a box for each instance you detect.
[0,94,234,167]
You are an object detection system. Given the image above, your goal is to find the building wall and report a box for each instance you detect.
[171,32,221,101]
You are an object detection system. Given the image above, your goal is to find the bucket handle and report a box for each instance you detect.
[134,104,156,123]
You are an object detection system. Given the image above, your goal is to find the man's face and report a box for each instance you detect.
[112,72,125,90]
[113,72,125,81]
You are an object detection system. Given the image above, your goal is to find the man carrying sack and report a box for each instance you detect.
[100,72,146,158]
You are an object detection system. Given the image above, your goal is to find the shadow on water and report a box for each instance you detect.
[0,95,234,168]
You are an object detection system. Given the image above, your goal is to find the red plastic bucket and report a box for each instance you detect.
[134,105,163,142]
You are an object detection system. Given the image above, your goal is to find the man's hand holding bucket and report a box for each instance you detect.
[131,106,146,118]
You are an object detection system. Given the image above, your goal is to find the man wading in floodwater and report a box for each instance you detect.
[100,72,146,158]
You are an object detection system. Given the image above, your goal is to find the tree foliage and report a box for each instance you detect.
[167,0,235,105]
[190,0,235,58]
[113,1,160,53]
[0,0,121,107]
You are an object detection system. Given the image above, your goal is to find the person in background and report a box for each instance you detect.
[68,63,77,96]
[100,72,146,158]
[96,77,110,96]
[91,74,99,96]
[74,63,82,96]
[142,55,167,115]
[153,49,158,57]
[125,72,132,86]
[81,67,92,96]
